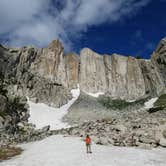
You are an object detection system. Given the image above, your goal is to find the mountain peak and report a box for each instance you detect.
[47,39,64,52]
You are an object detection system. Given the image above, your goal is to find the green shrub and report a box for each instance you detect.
[7,97,25,114]
[148,106,164,113]
[0,84,8,96]
[148,94,166,113]
[0,112,8,118]
[154,94,166,108]
[99,96,147,110]
[0,72,8,96]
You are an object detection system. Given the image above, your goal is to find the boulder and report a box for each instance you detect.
[0,95,7,112]
[0,116,4,129]
[99,137,109,145]
[17,122,24,128]
[139,135,156,144]
[41,125,50,132]
[113,124,127,133]
[162,129,166,139]
[155,125,166,147]
[159,138,166,147]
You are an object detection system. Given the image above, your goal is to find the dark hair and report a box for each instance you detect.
[87,135,89,137]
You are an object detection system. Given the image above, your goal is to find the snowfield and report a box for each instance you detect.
[1,135,166,166]
[28,87,80,130]
[86,92,105,98]
[144,97,158,109]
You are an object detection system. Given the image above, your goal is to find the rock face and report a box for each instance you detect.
[103,54,146,100]
[0,41,71,107]
[0,95,7,113]
[152,38,166,88]
[65,53,79,89]
[0,38,166,107]
[104,54,129,99]
[78,38,166,100]
[139,60,164,96]
[79,48,107,93]
[30,40,67,86]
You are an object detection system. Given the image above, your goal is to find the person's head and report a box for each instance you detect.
[86,135,89,138]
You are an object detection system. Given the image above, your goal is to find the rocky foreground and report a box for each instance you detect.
[60,93,166,148]
[59,116,166,149]
[1,135,166,166]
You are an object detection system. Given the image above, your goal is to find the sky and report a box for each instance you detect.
[0,0,166,59]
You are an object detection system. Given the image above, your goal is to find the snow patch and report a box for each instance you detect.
[144,97,158,109]
[86,92,104,98]
[28,87,80,130]
[127,99,136,103]
[1,135,166,166]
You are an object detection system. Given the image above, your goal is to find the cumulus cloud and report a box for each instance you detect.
[0,0,150,51]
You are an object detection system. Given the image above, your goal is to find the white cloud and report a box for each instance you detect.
[0,0,50,34]
[0,0,150,51]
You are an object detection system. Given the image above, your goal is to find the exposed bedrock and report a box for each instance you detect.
[0,38,165,106]
[78,38,165,100]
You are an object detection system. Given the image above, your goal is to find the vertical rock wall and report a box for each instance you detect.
[65,53,79,89]
[0,38,165,105]
[151,38,166,87]
[78,38,166,100]
[79,48,107,93]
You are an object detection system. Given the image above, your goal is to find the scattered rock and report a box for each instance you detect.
[162,130,166,139]
[0,116,4,129]
[41,125,50,133]
[0,95,7,113]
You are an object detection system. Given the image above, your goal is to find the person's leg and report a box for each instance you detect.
[89,144,92,153]
[88,144,90,153]
[86,144,88,153]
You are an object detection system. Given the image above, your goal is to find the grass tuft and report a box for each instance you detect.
[98,97,147,110]
[148,94,166,113]
[0,147,23,161]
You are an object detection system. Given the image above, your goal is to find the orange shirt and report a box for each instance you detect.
[85,137,91,144]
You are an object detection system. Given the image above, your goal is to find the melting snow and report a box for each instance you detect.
[86,92,104,98]
[144,97,158,109]
[28,87,80,130]
[1,135,166,166]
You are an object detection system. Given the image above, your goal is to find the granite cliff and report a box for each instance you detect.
[0,38,165,107]
[79,39,165,100]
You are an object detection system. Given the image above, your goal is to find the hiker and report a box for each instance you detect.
[85,135,92,153]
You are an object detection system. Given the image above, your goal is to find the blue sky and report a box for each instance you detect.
[0,0,166,58]
[76,0,166,58]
